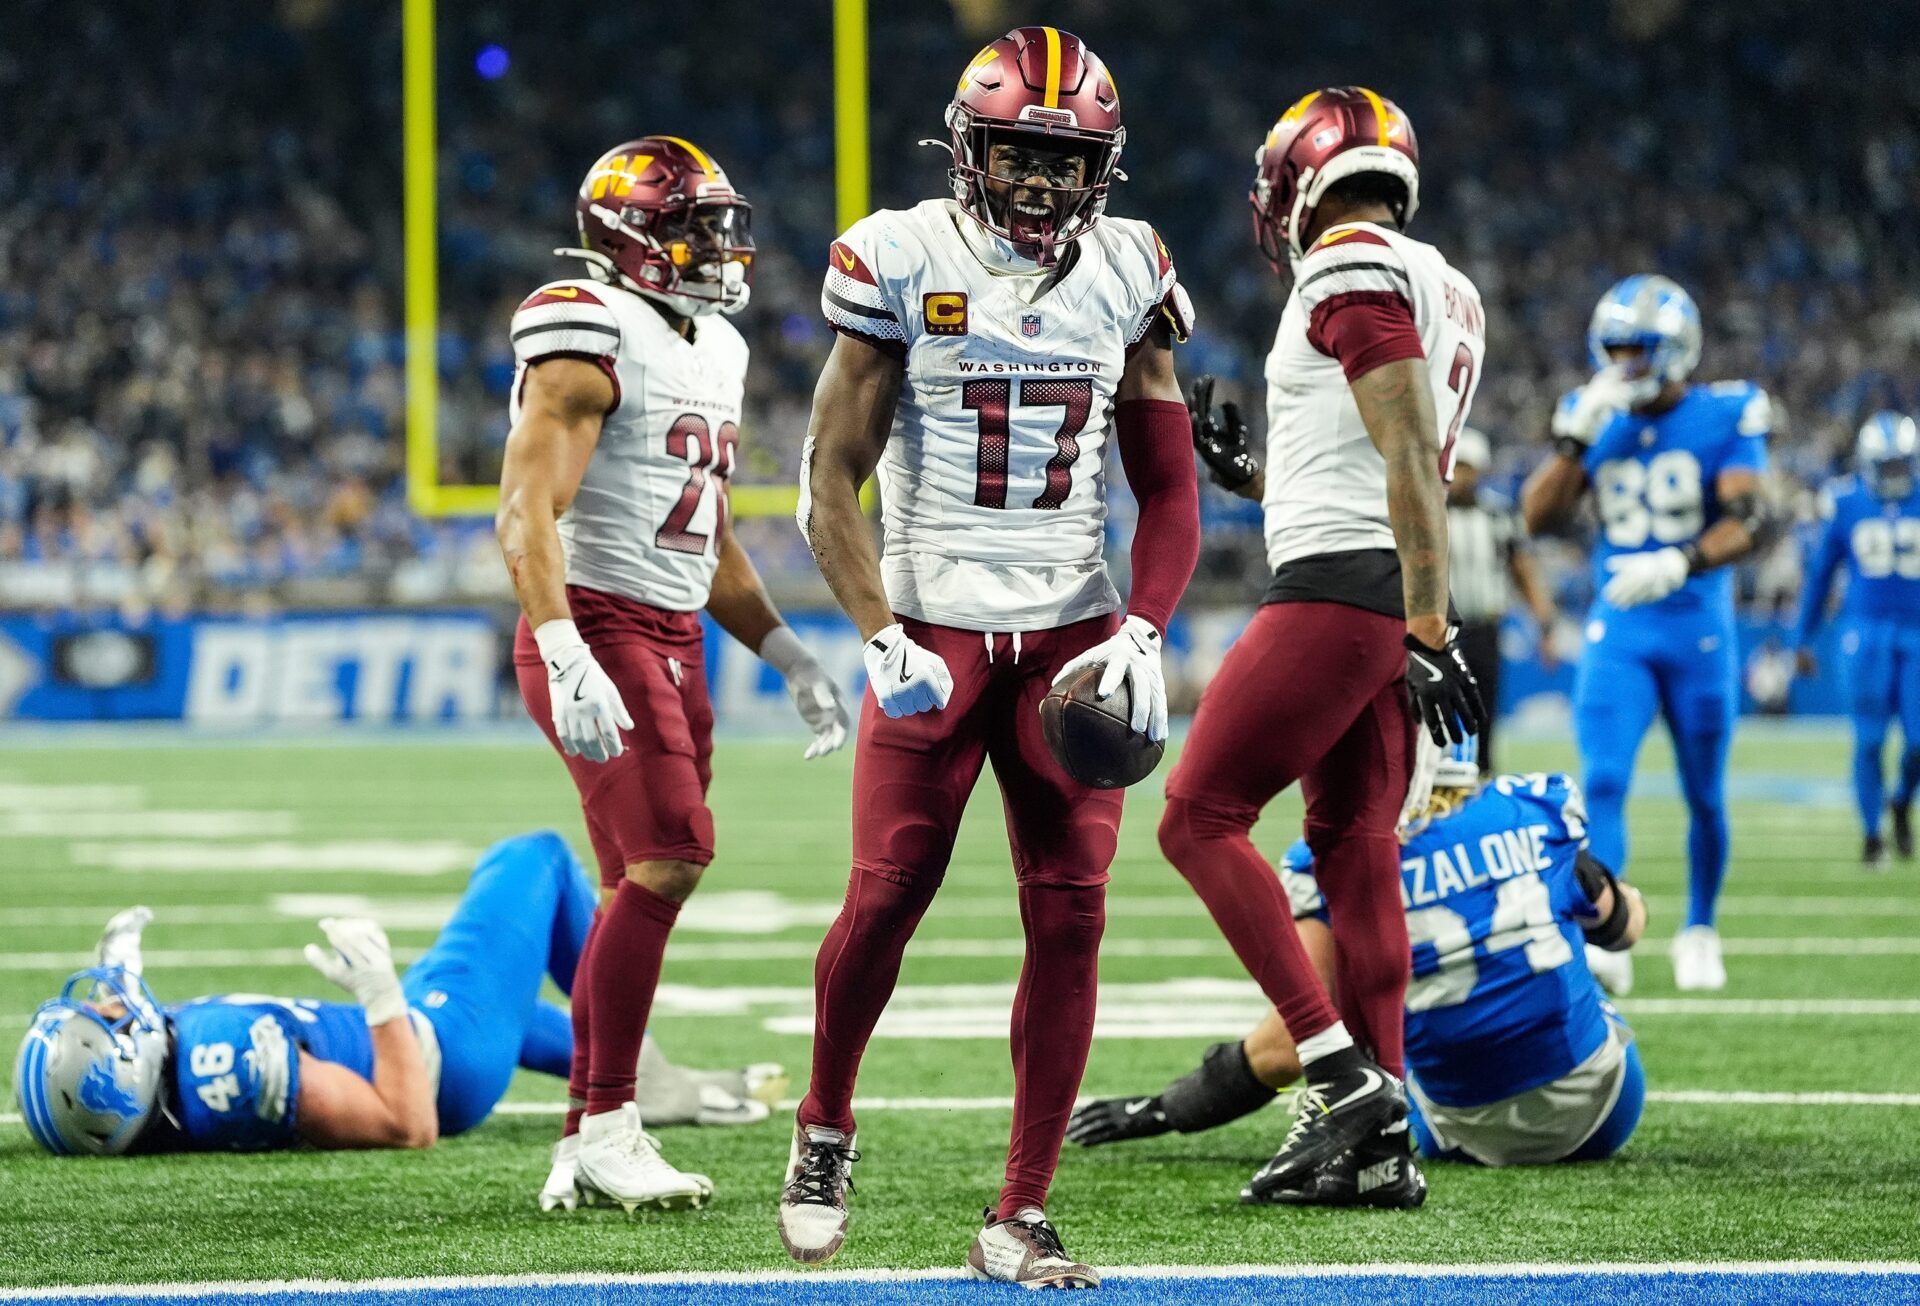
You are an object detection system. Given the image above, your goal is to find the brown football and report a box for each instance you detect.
[1040,664,1165,790]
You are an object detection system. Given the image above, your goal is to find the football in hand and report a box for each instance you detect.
[1040,664,1165,790]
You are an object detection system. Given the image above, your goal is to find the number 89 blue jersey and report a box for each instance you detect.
[1569,381,1771,615]
[1281,773,1608,1108]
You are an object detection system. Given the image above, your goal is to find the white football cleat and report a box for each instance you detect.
[538,1133,581,1213]
[637,1035,784,1125]
[779,1124,858,1264]
[574,1103,713,1212]
[1670,925,1727,991]
[966,1207,1100,1289]
[1585,943,1634,997]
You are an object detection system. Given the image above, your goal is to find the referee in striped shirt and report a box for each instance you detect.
[1448,428,1560,773]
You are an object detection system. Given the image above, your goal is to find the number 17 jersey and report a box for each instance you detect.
[814,199,1189,632]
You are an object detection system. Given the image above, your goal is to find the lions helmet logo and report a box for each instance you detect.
[78,1056,141,1121]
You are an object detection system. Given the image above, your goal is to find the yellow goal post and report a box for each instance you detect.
[402,0,871,519]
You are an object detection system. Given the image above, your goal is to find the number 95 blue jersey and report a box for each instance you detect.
[1567,381,1771,615]
[1280,773,1608,1108]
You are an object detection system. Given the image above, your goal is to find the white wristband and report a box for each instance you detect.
[533,618,586,662]
[758,625,816,677]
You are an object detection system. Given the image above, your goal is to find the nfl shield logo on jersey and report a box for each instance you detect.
[1021,312,1042,338]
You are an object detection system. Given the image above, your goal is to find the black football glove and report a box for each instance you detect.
[1066,1094,1172,1147]
[1404,627,1489,747]
[1187,375,1260,492]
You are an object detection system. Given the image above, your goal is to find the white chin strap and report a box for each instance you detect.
[551,248,749,317]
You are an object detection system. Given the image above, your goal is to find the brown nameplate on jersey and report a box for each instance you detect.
[923,292,970,336]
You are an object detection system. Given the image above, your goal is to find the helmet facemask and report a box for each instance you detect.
[945,110,1121,267]
[16,967,171,1156]
[575,193,754,317]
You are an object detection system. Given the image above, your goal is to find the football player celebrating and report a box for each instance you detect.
[1169,89,1486,1204]
[1072,743,1648,1184]
[1793,412,1920,867]
[782,26,1199,1287]
[13,833,782,1163]
[1522,276,1774,992]
[497,139,850,1212]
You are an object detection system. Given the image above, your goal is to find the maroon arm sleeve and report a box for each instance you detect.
[1305,292,1425,381]
[1114,398,1201,632]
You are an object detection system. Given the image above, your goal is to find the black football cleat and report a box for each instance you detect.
[1067,1094,1172,1147]
[1891,802,1915,860]
[1864,833,1890,872]
[1242,1049,1404,1202]
[1243,1119,1427,1209]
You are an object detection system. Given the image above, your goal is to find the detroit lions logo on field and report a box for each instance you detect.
[78,1056,141,1120]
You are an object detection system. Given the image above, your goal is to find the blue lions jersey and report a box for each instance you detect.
[1281,773,1608,1108]
[167,996,371,1151]
[1793,476,1920,642]
[1567,381,1771,614]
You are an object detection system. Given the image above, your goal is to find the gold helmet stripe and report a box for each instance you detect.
[1042,26,1063,108]
[1357,87,1392,147]
[656,135,718,181]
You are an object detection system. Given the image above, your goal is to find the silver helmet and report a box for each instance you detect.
[15,967,170,1156]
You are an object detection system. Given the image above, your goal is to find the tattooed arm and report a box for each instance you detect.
[1352,357,1450,646]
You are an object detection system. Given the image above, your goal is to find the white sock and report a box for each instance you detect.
[1295,1022,1355,1068]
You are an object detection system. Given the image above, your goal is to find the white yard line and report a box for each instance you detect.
[6,1090,1920,1133]
[0,1260,1916,1299]
[67,841,476,874]
[0,811,297,838]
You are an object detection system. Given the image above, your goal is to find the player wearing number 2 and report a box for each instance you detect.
[1169,87,1486,1207]
[497,138,851,1213]
[784,26,1200,1286]
[1523,275,1775,993]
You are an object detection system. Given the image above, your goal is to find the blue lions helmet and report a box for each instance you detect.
[1857,411,1919,501]
[14,967,170,1156]
[1586,274,1702,384]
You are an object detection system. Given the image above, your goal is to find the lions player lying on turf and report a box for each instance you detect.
[1071,742,1647,1190]
[13,832,782,1185]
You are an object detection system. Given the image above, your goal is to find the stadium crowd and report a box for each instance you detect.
[1,0,1917,611]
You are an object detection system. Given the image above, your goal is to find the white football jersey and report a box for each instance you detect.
[811,199,1190,632]
[509,280,749,611]
[1262,221,1486,571]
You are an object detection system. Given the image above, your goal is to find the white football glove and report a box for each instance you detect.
[96,905,153,976]
[1551,365,1659,448]
[1603,547,1691,609]
[759,626,851,760]
[1397,732,1443,837]
[534,619,633,763]
[862,623,954,718]
[1051,614,1169,743]
[304,917,408,1027]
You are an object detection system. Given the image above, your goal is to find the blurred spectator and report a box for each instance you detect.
[1,0,1916,610]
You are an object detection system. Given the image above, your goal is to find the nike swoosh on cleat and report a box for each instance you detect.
[1321,1068,1385,1114]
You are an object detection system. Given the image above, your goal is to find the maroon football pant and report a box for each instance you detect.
[514,586,713,1122]
[1160,601,1414,1078]
[798,612,1123,1217]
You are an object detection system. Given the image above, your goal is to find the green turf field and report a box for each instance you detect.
[1,725,1916,1287]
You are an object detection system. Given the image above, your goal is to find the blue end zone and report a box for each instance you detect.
[21,1272,1920,1306]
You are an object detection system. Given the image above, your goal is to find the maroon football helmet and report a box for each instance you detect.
[940,26,1124,264]
[563,137,753,316]
[1250,87,1420,269]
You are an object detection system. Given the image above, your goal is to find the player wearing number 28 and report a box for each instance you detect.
[497,138,851,1214]
[787,26,1200,1287]
[1169,87,1487,1206]
[1523,276,1774,994]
